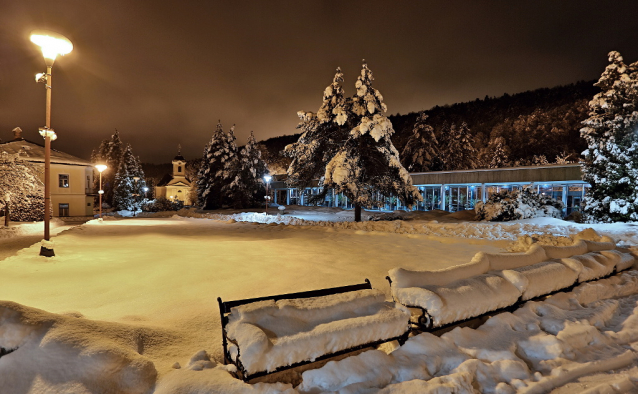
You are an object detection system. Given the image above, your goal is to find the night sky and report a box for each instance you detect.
[2,1,638,164]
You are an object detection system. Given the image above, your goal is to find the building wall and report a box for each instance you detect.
[36,163,95,217]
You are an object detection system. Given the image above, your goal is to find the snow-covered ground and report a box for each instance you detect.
[1,206,638,393]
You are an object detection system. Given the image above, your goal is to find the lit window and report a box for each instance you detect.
[59,174,69,188]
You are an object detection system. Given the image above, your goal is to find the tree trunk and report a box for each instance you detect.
[4,205,9,227]
[354,204,362,222]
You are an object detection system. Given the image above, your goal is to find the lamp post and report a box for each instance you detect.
[95,164,107,219]
[264,174,272,214]
[31,30,73,257]
[133,177,140,217]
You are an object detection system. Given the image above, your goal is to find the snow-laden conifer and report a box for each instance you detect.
[0,152,45,222]
[401,112,438,172]
[196,122,227,209]
[112,156,134,211]
[440,122,477,171]
[580,51,638,222]
[323,62,421,221]
[91,130,124,206]
[285,69,349,193]
[225,131,268,208]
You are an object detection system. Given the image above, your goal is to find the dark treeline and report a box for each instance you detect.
[259,80,599,172]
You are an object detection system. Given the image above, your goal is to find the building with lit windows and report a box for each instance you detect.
[270,163,588,216]
[0,127,95,217]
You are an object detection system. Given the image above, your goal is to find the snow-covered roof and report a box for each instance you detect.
[0,139,92,166]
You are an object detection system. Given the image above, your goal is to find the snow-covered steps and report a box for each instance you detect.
[217,280,411,380]
[388,230,636,330]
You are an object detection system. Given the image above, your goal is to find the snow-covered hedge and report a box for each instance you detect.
[141,197,184,212]
[475,186,563,221]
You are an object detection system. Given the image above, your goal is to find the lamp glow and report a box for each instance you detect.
[95,164,107,173]
[30,30,73,65]
[264,175,272,183]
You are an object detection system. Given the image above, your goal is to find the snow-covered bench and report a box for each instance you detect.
[217,279,411,380]
[387,232,635,330]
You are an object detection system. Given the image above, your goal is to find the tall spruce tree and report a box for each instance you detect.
[91,129,124,206]
[225,131,268,208]
[196,122,227,209]
[401,112,439,172]
[580,51,638,222]
[322,62,421,221]
[112,158,134,211]
[285,68,349,193]
[112,144,145,211]
[217,125,239,208]
[440,122,477,171]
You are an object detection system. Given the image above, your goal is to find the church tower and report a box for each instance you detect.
[154,144,194,205]
[173,144,186,178]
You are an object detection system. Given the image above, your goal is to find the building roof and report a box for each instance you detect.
[0,139,92,166]
[173,154,185,161]
[270,163,585,189]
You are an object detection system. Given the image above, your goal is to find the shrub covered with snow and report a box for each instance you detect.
[141,197,184,212]
[475,186,563,221]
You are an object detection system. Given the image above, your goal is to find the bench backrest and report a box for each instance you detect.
[218,279,372,315]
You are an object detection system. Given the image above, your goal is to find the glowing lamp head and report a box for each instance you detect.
[95,164,107,173]
[143,187,149,192]
[264,175,272,183]
[30,30,73,66]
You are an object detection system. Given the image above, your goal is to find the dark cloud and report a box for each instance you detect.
[1,0,638,163]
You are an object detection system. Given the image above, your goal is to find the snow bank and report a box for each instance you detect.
[0,301,157,394]
[542,240,589,259]
[500,261,579,301]
[155,208,638,246]
[299,271,638,394]
[225,289,410,375]
[388,254,489,289]
[393,274,521,327]
[484,244,548,271]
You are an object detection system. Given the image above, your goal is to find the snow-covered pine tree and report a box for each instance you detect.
[323,62,422,221]
[216,125,240,208]
[486,137,510,169]
[0,152,45,222]
[580,51,638,222]
[401,112,439,172]
[285,68,350,198]
[91,129,124,207]
[440,122,477,171]
[223,131,268,208]
[240,131,268,207]
[196,122,228,209]
[112,144,141,211]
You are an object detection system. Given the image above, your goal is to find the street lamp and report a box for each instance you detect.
[95,164,107,219]
[31,29,73,257]
[264,174,272,214]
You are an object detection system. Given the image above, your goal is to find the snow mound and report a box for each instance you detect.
[225,289,410,376]
[0,301,157,394]
[298,271,638,394]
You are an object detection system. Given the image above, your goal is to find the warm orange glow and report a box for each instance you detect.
[95,164,107,173]
[30,30,73,64]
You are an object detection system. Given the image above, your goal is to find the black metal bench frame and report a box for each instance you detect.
[218,279,410,381]
[386,266,624,332]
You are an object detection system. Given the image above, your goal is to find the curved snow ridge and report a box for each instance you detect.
[295,270,638,394]
[0,300,161,394]
[171,209,638,244]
